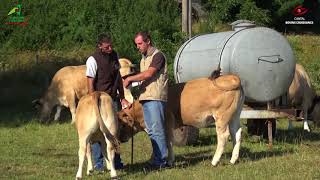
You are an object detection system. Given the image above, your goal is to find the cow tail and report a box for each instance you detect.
[93,92,121,153]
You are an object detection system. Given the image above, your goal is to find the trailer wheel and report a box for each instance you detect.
[173,126,199,146]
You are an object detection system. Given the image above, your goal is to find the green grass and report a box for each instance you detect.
[1,114,320,180]
[286,34,320,91]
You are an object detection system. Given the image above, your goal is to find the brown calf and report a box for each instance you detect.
[75,92,120,179]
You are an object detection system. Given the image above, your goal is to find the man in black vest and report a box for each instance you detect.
[86,33,130,171]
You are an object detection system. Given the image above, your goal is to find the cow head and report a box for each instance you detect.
[117,102,145,143]
[32,96,55,123]
[119,58,137,77]
[32,99,42,110]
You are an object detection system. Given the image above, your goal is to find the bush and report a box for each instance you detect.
[0,0,185,84]
[199,0,319,33]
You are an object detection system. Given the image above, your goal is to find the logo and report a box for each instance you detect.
[292,5,309,16]
[5,0,28,26]
[285,0,318,25]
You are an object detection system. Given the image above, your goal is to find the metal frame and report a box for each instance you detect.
[241,102,302,148]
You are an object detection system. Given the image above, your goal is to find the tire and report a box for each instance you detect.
[173,126,199,146]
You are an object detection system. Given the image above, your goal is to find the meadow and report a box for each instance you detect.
[0,34,320,179]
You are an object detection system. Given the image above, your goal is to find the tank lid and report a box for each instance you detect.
[230,19,256,31]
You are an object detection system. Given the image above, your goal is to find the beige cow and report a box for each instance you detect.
[34,58,135,123]
[118,74,245,166]
[287,64,320,131]
[75,91,120,179]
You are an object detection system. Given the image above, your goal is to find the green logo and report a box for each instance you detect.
[5,0,28,26]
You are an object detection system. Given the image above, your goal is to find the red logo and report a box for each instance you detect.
[292,5,309,16]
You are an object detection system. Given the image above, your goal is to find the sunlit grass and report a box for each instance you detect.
[1,116,320,179]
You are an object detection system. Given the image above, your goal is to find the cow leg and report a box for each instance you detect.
[100,141,111,171]
[76,136,89,179]
[229,88,244,164]
[167,136,174,166]
[211,120,230,166]
[303,107,311,132]
[86,143,94,176]
[166,112,175,166]
[229,115,242,164]
[67,95,77,124]
[104,137,117,178]
[54,106,62,121]
[288,120,294,130]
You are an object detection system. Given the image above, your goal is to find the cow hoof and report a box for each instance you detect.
[230,159,237,165]
[87,170,94,176]
[76,177,82,180]
[167,161,175,167]
[111,176,119,180]
[211,160,218,167]
[304,128,311,132]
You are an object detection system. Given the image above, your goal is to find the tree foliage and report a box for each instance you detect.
[0,0,184,64]
[200,0,319,33]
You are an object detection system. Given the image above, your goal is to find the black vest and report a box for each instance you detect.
[92,49,120,98]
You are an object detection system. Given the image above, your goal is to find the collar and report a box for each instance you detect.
[143,47,156,59]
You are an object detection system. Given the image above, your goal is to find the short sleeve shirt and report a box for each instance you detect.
[149,52,165,70]
[86,56,97,78]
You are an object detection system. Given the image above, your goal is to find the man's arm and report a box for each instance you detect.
[123,67,157,88]
[86,56,97,94]
[123,52,165,88]
[87,77,95,94]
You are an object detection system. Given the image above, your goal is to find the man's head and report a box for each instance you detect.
[97,33,113,54]
[134,31,152,55]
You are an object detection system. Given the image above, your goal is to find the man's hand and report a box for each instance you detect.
[122,67,157,88]
[123,78,131,88]
[121,98,131,109]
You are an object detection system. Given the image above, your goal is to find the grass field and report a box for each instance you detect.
[1,115,320,180]
[0,34,320,179]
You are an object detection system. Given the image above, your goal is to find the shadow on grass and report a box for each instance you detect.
[238,146,294,162]
[186,123,320,147]
[31,147,74,159]
[120,144,295,177]
[119,149,212,176]
[275,128,320,143]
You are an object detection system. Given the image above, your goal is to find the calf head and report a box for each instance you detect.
[117,102,145,142]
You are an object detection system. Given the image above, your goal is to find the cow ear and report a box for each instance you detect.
[32,99,40,105]
[32,99,41,109]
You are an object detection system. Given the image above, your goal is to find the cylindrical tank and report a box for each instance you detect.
[174,21,295,102]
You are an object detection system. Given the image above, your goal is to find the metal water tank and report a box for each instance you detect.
[174,21,295,102]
